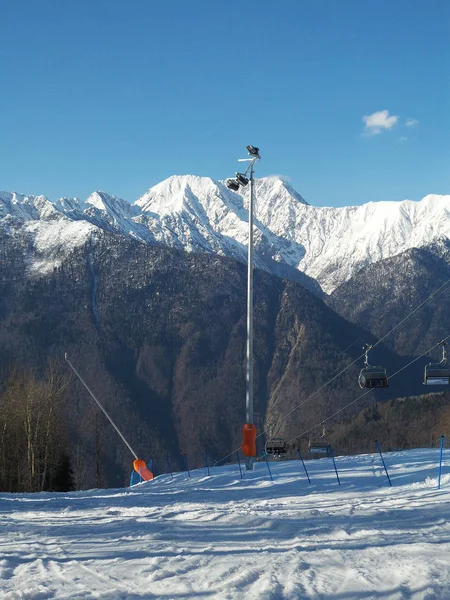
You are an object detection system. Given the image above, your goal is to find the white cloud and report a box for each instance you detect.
[400,136,408,142]
[406,118,419,127]
[362,109,398,135]
[268,174,292,183]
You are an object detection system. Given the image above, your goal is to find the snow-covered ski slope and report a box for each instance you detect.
[1,449,450,599]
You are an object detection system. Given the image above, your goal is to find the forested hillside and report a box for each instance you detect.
[0,229,426,491]
[326,390,450,456]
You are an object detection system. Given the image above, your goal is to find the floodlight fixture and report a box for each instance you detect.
[235,172,249,187]
[246,145,261,159]
[226,178,240,191]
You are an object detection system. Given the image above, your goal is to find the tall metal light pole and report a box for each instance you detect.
[246,160,255,427]
[226,145,261,470]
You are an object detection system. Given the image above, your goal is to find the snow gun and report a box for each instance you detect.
[65,354,154,483]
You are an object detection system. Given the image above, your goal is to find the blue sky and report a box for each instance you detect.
[1,0,448,207]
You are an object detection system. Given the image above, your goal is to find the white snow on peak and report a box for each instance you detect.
[27,218,99,275]
[0,191,58,221]
[85,191,129,213]
[135,175,218,214]
[1,181,449,291]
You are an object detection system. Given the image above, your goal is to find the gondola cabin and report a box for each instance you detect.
[423,365,450,385]
[309,440,329,454]
[358,366,389,389]
[265,438,287,456]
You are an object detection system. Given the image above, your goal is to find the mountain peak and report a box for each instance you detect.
[135,175,219,214]
[244,176,309,207]
[86,191,121,211]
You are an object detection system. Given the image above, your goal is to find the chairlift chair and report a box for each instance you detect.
[265,437,287,457]
[424,341,450,385]
[308,440,329,454]
[308,425,329,454]
[358,344,389,389]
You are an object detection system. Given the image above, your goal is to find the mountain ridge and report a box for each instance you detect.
[1,177,449,294]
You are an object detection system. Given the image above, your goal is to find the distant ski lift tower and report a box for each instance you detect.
[226,145,261,470]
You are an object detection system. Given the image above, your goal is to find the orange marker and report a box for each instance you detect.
[133,459,154,481]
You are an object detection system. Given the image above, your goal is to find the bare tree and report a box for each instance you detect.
[0,363,71,493]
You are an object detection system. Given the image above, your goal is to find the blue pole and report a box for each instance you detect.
[375,440,392,487]
[262,450,274,481]
[166,455,173,480]
[236,452,244,479]
[297,449,311,484]
[205,453,210,476]
[328,446,341,486]
[183,453,191,478]
[438,435,445,490]
[130,471,142,486]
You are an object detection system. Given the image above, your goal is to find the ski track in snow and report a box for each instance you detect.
[1,449,450,599]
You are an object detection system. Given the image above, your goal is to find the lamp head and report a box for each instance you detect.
[235,172,249,187]
[246,145,261,159]
[226,178,240,191]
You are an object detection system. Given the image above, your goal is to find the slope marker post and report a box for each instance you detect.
[297,449,311,484]
[166,455,173,480]
[375,440,392,487]
[328,445,341,486]
[236,452,244,479]
[262,450,273,481]
[183,453,191,478]
[438,435,445,490]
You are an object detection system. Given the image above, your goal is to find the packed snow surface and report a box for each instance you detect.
[1,448,450,599]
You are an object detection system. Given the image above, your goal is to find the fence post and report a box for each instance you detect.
[328,445,341,486]
[375,440,392,487]
[297,449,311,484]
[183,453,191,478]
[205,453,210,476]
[262,450,274,481]
[438,434,445,490]
[236,452,244,479]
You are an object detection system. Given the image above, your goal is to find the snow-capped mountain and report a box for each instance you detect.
[1,179,449,293]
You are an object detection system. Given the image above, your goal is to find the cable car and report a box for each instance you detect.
[265,438,287,456]
[424,341,450,385]
[358,344,389,389]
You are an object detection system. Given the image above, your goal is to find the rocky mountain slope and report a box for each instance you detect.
[328,239,450,357]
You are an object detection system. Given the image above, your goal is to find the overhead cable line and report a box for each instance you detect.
[268,275,450,440]
[286,333,450,447]
[215,273,450,467]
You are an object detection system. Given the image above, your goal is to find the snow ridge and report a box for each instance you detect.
[1,179,449,292]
